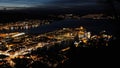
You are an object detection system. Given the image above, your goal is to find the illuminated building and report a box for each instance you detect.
[74,41,79,47]
[87,32,91,39]
[11,32,25,38]
[2,36,13,43]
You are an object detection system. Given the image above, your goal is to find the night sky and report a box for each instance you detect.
[0,0,119,12]
[0,0,98,7]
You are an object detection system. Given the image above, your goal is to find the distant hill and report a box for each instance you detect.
[0,6,107,23]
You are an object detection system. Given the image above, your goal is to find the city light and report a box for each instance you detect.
[0,13,117,67]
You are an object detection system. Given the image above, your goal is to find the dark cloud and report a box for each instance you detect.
[0,0,98,7]
[52,0,97,3]
[0,0,51,7]
[49,0,98,7]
